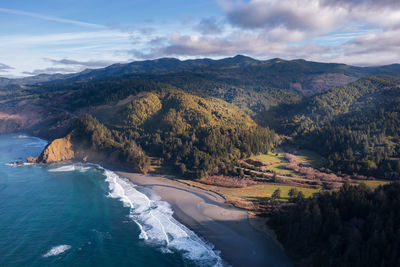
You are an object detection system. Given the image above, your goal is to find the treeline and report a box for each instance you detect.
[139,125,276,178]
[269,182,400,267]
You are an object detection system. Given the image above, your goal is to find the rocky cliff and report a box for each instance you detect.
[35,135,75,163]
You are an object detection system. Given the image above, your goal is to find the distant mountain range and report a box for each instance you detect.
[2,55,400,96]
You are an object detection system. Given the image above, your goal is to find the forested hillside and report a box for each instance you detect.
[283,76,400,178]
[269,182,400,267]
[91,90,277,177]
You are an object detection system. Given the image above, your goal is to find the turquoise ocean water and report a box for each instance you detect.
[0,134,222,266]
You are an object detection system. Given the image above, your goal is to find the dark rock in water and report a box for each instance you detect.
[9,161,25,166]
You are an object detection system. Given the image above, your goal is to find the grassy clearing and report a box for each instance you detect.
[181,179,320,202]
[362,180,391,188]
[250,152,281,164]
[250,151,298,176]
[267,163,296,175]
[248,149,324,176]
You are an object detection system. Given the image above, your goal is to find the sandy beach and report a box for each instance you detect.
[116,171,291,267]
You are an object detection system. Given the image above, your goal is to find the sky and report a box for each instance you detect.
[1,0,400,77]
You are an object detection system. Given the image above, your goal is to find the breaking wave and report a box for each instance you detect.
[12,135,48,148]
[103,169,223,266]
[48,164,91,173]
[13,134,30,139]
[23,139,48,148]
[44,162,223,265]
[43,245,71,257]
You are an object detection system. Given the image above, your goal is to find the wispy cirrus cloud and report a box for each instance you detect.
[0,8,105,29]
[0,30,134,76]
[46,58,116,68]
[22,67,78,75]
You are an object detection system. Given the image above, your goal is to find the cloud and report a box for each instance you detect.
[219,0,400,35]
[159,34,232,56]
[345,30,400,55]
[22,67,78,76]
[328,29,400,65]
[0,30,132,47]
[130,26,400,67]
[0,8,105,29]
[47,58,115,68]
[132,31,327,59]
[321,0,400,8]
[194,17,224,35]
[106,22,156,36]
[0,63,13,72]
[3,1,400,76]
[219,0,346,35]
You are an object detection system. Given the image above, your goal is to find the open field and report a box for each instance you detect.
[362,179,391,188]
[249,152,298,175]
[153,148,389,209]
[249,149,324,176]
[250,152,282,164]
[180,179,320,203]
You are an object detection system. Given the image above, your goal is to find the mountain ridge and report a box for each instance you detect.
[2,55,400,95]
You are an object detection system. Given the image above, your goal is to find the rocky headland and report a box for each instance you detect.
[28,115,151,174]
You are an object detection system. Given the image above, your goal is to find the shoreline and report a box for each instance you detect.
[11,132,290,266]
[115,170,291,267]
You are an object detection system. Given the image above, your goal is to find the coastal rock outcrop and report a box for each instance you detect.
[30,114,151,174]
[36,135,75,163]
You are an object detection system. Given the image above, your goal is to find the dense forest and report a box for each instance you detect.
[284,76,400,178]
[89,90,276,177]
[269,182,400,266]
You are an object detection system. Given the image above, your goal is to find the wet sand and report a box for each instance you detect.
[116,171,292,267]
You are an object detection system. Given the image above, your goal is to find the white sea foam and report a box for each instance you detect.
[43,245,71,257]
[5,162,34,167]
[12,134,48,147]
[13,134,29,139]
[15,135,48,148]
[103,169,223,266]
[49,164,91,173]
[23,140,48,148]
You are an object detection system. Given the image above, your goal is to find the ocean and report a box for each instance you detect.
[0,134,222,266]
